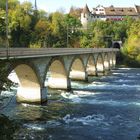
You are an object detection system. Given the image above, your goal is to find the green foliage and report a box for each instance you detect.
[0,10,6,46]
[80,21,112,48]
[0,0,19,10]
[121,20,140,66]
[64,14,82,47]
[8,1,33,47]
[0,0,139,68]
[51,12,64,36]
[34,19,51,45]
[0,1,83,48]
[79,17,136,49]
[80,35,92,48]
[69,6,82,18]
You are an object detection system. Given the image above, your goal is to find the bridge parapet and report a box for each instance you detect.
[0,48,119,59]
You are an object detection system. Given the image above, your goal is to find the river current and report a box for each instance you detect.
[1,68,140,140]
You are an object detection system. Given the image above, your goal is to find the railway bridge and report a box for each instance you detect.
[0,48,119,103]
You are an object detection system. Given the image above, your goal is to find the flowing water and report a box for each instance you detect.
[1,68,140,140]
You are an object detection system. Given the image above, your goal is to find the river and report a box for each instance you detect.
[0,68,140,140]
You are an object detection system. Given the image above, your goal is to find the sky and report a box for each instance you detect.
[19,0,140,13]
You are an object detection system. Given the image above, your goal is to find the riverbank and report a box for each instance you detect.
[117,52,140,68]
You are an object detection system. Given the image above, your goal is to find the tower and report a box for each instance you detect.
[35,0,37,11]
[81,4,92,28]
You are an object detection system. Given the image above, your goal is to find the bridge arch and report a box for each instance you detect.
[86,55,97,76]
[45,57,69,89]
[69,56,87,81]
[96,53,104,75]
[7,62,42,103]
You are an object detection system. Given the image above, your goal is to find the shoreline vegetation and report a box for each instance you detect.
[117,53,140,68]
[0,0,140,89]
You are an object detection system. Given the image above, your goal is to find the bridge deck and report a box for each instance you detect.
[0,48,119,59]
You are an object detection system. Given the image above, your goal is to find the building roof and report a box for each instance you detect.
[135,5,140,14]
[104,7,138,16]
[82,4,90,14]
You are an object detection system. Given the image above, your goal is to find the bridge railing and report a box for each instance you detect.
[0,48,119,59]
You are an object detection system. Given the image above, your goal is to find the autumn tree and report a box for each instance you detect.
[69,6,82,19]
[33,19,51,48]
[9,1,33,47]
[122,19,140,65]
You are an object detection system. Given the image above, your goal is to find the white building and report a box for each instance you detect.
[81,4,140,28]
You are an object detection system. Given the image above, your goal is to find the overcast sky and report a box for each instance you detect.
[19,0,140,13]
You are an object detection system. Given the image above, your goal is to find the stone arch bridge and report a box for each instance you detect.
[0,48,119,104]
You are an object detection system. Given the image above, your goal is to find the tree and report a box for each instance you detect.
[122,19,140,66]
[64,14,82,47]
[69,6,82,19]
[0,10,6,47]
[9,1,33,47]
[33,19,52,48]
[0,0,19,10]
[81,21,109,48]
[49,12,66,48]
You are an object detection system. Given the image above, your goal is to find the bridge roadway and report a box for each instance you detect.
[0,48,118,59]
[0,48,119,104]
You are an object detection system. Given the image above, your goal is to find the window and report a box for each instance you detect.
[110,9,115,12]
[128,9,132,12]
[119,9,123,12]
[99,9,104,11]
